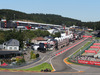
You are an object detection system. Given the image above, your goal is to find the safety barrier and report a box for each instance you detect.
[85,50,97,54]
[90,46,100,48]
[93,43,100,45]
[78,60,100,66]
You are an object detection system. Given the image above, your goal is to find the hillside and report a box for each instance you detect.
[0,9,81,25]
[0,9,100,30]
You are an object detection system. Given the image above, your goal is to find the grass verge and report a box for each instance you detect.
[0,63,53,72]
[95,37,100,39]
[24,63,53,71]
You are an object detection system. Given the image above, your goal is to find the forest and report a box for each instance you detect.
[0,9,100,30]
[0,9,81,26]
[0,9,100,48]
[0,28,61,48]
[0,29,50,48]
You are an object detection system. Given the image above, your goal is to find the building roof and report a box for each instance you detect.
[16,56,23,59]
[32,37,46,41]
[4,39,19,46]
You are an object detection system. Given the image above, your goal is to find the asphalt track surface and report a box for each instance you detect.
[1,38,100,75]
[14,38,87,69]
[1,71,100,75]
[51,38,89,72]
[0,71,98,75]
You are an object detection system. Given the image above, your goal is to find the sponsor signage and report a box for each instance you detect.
[25,26,31,29]
[83,35,92,38]
[85,50,96,53]
[78,60,100,66]
[93,43,100,45]
[90,46,100,48]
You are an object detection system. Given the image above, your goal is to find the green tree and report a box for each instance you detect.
[30,51,33,59]
[32,54,36,59]
[51,32,61,38]
[0,33,5,44]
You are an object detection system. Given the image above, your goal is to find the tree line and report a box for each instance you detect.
[0,28,61,48]
[0,9,81,25]
[0,9,100,30]
[0,29,50,48]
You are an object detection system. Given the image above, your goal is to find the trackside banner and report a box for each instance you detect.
[78,60,100,66]
[83,35,92,38]
[85,50,97,54]
[93,43,100,45]
[90,46,100,48]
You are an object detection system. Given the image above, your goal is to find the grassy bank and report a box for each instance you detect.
[95,37,100,39]
[0,63,53,72]
[24,63,53,71]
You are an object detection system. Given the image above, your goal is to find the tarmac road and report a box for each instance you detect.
[15,38,87,69]
[0,71,100,75]
[1,38,100,75]
[15,52,52,69]
[51,38,90,72]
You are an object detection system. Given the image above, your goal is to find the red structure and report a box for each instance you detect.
[93,43,100,45]
[78,60,100,66]
[4,21,7,28]
[16,22,19,26]
[90,46,100,48]
[25,26,31,29]
[85,50,97,54]
[0,63,8,66]
[83,35,92,38]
